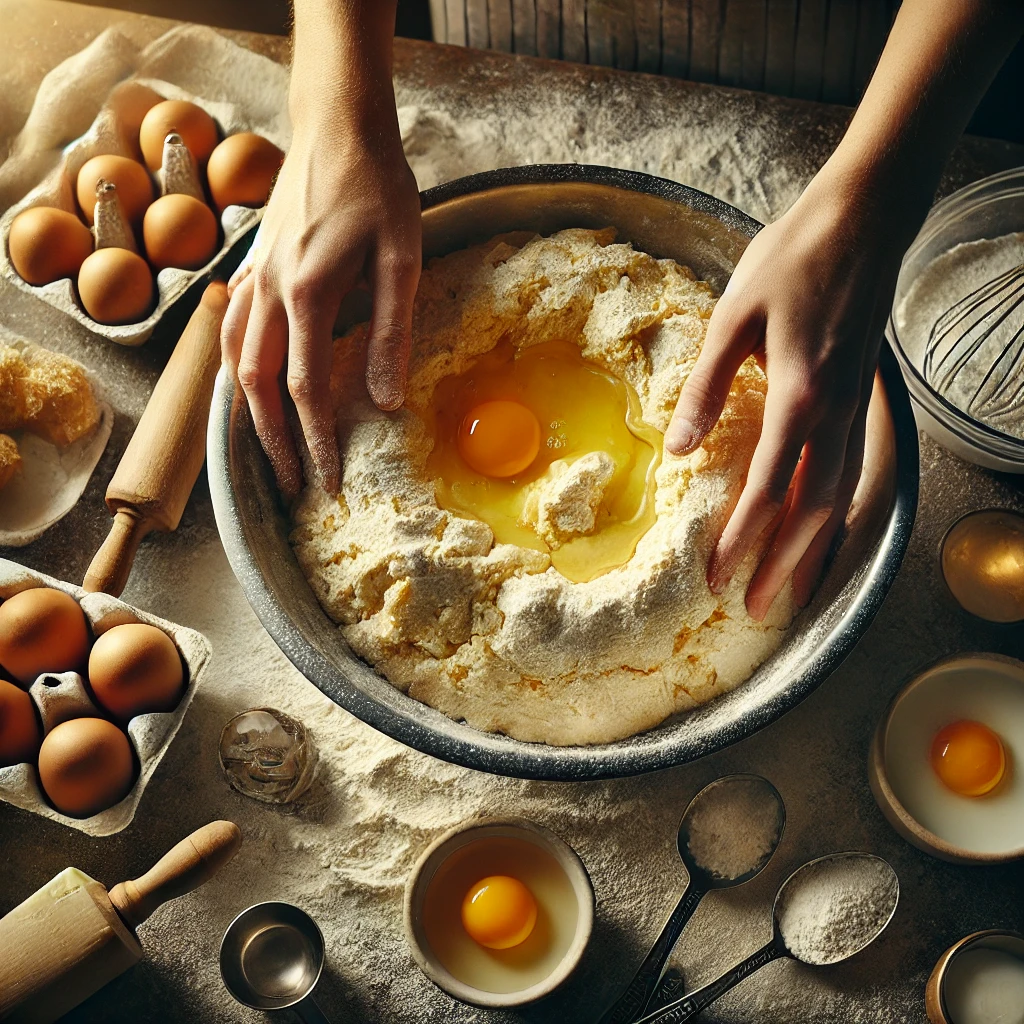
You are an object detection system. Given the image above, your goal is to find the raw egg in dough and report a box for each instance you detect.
[88,622,184,722]
[458,401,541,478]
[462,875,538,950]
[0,587,90,686]
[8,207,94,286]
[77,247,154,325]
[0,678,41,767]
[37,717,135,817]
[139,99,219,171]
[931,719,1006,797]
[424,340,661,583]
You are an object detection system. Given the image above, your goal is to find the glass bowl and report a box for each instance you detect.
[887,166,1024,473]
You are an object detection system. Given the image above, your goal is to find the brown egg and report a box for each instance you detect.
[109,83,163,163]
[139,99,219,171]
[76,154,154,226]
[88,623,184,722]
[77,247,155,325]
[206,133,283,211]
[0,587,90,686]
[37,717,134,817]
[143,194,219,271]
[8,207,93,286]
[0,678,41,767]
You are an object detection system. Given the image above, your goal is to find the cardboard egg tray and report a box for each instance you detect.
[0,77,285,346]
[0,559,211,836]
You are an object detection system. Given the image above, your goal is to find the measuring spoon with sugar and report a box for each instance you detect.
[598,774,785,1024]
[635,851,900,1024]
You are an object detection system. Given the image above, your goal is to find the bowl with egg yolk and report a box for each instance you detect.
[209,164,918,780]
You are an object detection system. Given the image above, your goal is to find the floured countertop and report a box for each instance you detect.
[1,3,1024,1022]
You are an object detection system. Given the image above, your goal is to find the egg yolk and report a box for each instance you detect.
[423,340,662,583]
[458,400,542,478]
[461,875,538,950]
[930,719,1007,797]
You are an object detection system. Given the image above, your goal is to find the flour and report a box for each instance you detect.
[895,231,1024,439]
[521,451,617,548]
[684,779,783,881]
[291,229,795,746]
[0,21,976,1023]
[396,78,808,227]
[777,856,898,966]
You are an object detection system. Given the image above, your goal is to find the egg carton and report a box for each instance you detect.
[0,559,211,836]
[0,76,284,346]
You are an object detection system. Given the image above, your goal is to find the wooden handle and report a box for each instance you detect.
[82,509,150,597]
[83,280,229,595]
[108,820,241,930]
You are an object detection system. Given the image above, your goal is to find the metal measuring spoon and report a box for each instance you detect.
[220,902,333,1023]
[635,852,900,1024]
[598,774,785,1024]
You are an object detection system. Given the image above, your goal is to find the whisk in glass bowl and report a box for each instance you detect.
[888,167,1024,473]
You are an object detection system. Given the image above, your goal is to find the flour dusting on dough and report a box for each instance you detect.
[291,229,794,745]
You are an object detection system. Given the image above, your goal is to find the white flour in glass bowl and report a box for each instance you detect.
[895,231,1024,441]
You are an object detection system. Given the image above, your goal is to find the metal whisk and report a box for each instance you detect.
[922,260,1024,427]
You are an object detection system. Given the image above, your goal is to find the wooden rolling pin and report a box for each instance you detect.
[0,820,241,1024]
[83,280,229,597]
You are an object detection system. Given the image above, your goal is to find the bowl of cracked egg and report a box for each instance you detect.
[210,163,918,779]
[870,653,1024,864]
[403,818,594,1008]
[888,166,1024,472]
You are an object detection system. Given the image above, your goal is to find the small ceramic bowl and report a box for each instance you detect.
[925,930,1024,1023]
[938,508,1024,625]
[403,817,594,1008]
[869,653,1024,864]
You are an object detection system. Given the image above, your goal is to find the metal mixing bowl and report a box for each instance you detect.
[208,164,918,780]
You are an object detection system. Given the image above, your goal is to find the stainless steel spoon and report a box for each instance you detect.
[220,901,332,1023]
[598,774,785,1024]
[635,852,900,1024]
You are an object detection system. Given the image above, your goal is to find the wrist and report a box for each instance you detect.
[289,0,398,137]
[802,146,934,247]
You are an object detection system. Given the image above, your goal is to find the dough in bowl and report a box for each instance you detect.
[291,228,795,746]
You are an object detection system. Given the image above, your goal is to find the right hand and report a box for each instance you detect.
[221,113,421,499]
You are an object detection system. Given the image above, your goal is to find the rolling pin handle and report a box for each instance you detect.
[82,509,150,597]
[108,820,242,930]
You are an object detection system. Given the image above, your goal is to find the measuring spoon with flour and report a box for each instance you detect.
[635,851,900,1024]
[598,774,785,1024]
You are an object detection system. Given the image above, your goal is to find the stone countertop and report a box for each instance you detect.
[1,3,1023,1022]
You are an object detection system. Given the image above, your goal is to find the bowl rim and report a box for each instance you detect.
[401,816,595,1008]
[886,165,1024,459]
[925,928,1024,1024]
[869,651,1024,864]
[209,162,919,780]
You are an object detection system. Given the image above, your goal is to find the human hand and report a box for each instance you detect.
[221,114,421,500]
[665,176,911,620]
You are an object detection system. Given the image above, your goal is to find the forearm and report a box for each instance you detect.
[820,0,1024,226]
[290,0,400,142]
